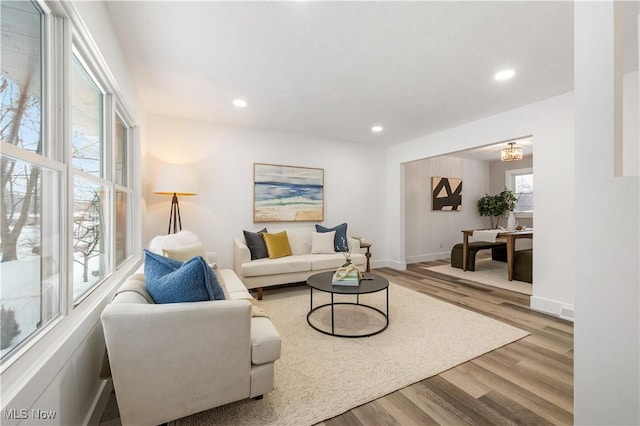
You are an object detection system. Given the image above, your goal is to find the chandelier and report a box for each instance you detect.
[501,142,523,162]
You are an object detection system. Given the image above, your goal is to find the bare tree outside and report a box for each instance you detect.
[73,191,103,283]
[514,174,534,212]
[1,74,41,263]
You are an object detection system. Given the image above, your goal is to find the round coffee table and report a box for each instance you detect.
[306,271,389,338]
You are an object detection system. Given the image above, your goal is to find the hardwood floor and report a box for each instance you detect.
[317,261,574,426]
[100,260,574,425]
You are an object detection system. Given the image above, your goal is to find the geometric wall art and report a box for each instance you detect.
[254,163,325,222]
[431,176,462,211]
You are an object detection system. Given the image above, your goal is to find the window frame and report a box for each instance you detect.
[113,107,135,268]
[0,0,66,362]
[0,0,140,368]
[69,48,112,306]
[70,52,106,177]
[506,167,533,219]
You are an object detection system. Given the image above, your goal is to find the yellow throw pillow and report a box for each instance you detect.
[263,231,292,259]
[162,243,206,262]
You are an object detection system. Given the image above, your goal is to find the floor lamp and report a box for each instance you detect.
[154,164,198,234]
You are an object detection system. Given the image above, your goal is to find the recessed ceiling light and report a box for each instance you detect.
[232,99,247,108]
[494,69,515,81]
[371,126,383,132]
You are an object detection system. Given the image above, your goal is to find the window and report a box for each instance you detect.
[115,189,131,266]
[71,56,103,177]
[72,177,109,301]
[115,116,128,186]
[1,0,62,358]
[0,1,138,363]
[71,54,110,302]
[506,168,533,218]
[0,1,42,155]
[114,113,133,267]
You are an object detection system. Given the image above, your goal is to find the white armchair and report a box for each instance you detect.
[101,232,281,425]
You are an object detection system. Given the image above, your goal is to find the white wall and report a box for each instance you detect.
[404,156,489,263]
[387,92,576,318]
[142,115,388,270]
[574,2,640,424]
[0,3,144,425]
[623,70,639,176]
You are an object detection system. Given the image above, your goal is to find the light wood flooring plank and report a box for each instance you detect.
[439,368,492,399]
[472,355,573,412]
[375,391,439,426]
[479,390,555,426]
[455,362,574,426]
[398,383,476,425]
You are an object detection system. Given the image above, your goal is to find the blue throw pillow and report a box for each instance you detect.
[144,250,225,303]
[316,223,348,252]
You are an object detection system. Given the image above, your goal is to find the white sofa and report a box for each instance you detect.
[101,232,281,426]
[234,228,366,299]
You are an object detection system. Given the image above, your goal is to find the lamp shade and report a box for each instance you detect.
[154,163,198,196]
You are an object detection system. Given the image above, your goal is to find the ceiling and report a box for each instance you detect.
[449,137,533,162]
[105,1,639,153]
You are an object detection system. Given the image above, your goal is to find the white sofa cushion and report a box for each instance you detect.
[311,231,336,254]
[282,228,312,255]
[242,256,311,277]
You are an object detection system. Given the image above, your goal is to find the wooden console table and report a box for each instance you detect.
[462,230,533,281]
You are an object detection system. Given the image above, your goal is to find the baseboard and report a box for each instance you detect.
[86,376,113,426]
[531,296,575,322]
[374,259,406,270]
[405,252,449,264]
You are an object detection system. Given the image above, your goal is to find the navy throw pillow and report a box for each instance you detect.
[144,250,225,303]
[316,223,348,252]
[243,228,268,260]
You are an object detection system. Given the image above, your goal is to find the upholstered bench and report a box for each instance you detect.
[451,242,507,271]
[513,248,533,283]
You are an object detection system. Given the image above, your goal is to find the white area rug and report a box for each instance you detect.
[425,258,532,295]
[171,283,528,426]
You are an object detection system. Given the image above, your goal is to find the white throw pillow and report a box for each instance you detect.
[162,243,206,262]
[286,228,312,255]
[148,230,201,255]
[311,231,336,254]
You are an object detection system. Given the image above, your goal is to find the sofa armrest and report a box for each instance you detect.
[101,300,252,425]
[348,236,366,254]
[251,317,281,365]
[234,238,251,276]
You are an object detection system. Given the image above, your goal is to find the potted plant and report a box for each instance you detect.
[477,188,517,229]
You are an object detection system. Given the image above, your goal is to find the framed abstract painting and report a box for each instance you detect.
[431,176,462,211]
[254,163,324,222]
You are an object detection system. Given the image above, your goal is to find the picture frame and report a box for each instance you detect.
[431,176,462,211]
[254,163,325,222]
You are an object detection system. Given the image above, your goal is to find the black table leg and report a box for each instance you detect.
[331,293,335,334]
[386,287,389,319]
